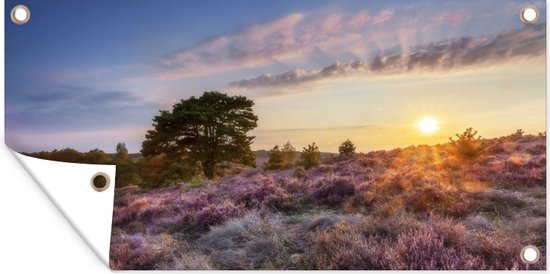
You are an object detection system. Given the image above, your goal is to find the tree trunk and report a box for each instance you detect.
[202,160,215,179]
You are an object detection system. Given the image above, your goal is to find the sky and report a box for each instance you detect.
[5,0,546,153]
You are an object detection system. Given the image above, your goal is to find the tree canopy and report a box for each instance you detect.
[141,91,258,179]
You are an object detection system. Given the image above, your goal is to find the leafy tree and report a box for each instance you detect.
[83,149,112,164]
[26,148,113,164]
[338,139,356,156]
[142,91,258,179]
[281,141,298,167]
[115,142,129,161]
[140,153,201,189]
[449,128,484,160]
[264,145,284,170]
[51,148,85,163]
[298,142,321,169]
[114,142,142,187]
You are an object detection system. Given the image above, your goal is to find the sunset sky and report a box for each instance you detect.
[5,0,546,153]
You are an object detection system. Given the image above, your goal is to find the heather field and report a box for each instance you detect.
[110,133,546,270]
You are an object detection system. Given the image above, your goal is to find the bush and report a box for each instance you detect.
[449,128,484,160]
[264,145,284,170]
[140,153,201,189]
[311,177,355,206]
[156,250,213,270]
[110,233,176,270]
[392,225,479,270]
[192,201,243,231]
[198,212,298,269]
[298,142,321,170]
[232,179,294,211]
[338,139,356,156]
[281,141,298,167]
[304,222,385,269]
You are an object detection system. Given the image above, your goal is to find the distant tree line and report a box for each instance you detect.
[24,143,143,188]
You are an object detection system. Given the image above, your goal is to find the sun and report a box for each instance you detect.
[417,116,439,135]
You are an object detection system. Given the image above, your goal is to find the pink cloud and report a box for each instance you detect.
[154,9,399,80]
[228,24,546,90]
[370,9,394,25]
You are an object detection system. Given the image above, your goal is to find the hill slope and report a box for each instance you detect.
[110,134,546,270]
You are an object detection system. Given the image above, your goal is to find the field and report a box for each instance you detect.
[110,134,546,270]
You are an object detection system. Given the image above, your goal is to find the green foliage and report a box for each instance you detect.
[84,149,112,164]
[188,177,206,188]
[142,91,258,179]
[338,139,356,156]
[298,142,321,170]
[114,142,143,187]
[116,142,129,160]
[264,142,298,170]
[26,147,113,164]
[264,145,284,170]
[140,153,201,189]
[281,141,298,167]
[449,128,484,160]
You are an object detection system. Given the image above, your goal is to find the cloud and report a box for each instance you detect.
[228,24,545,89]
[254,124,381,133]
[26,85,139,104]
[6,85,160,132]
[153,9,400,80]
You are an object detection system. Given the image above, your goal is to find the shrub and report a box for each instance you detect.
[110,233,176,270]
[198,212,298,269]
[304,222,386,269]
[264,145,285,170]
[156,250,213,270]
[392,225,479,270]
[311,177,355,206]
[293,167,306,178]
[140,153,201,189]
[298,142,321,170]
[192,201,243,230]
[449,128,484,160]
[282,141,298,167]
[232,179,294,211]
[187,177,206,188]
[338,139,356,156]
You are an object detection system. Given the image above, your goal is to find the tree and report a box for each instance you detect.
[141,91,258,179]
[514,129,525,138]
[264,145,284,170]
[449,128,484,160]
[281,141,298,167]
[298,142,321,169]
[338,139,356,156]
[83,149,112,164]
[115,142,129,162]
[140,153,201,189]
[52,148,85,163]
[114,142,142,187]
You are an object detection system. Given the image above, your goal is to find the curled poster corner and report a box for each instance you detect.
[9,149,115,266]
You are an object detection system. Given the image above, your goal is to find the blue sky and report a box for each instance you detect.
[5,0,546,153]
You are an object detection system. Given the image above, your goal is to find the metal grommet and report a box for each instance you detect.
[90,172,110,192]
[11,5,31,25]
[519,4,539,24]
[520,245,541,264]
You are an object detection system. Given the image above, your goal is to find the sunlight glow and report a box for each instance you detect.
[417,117,439,135]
